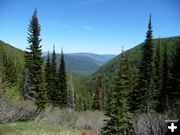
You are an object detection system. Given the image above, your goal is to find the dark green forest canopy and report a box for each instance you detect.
[88,36,180,81]
[1,36,179,85]
[0,40,24,84]
[1,36,180,110]
[84,36,180,100]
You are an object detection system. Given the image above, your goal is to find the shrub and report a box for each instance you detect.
[133,112,167,135]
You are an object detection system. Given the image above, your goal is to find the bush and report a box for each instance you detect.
[133,112,167,135]
[75,111,105,133]
[35,107,78,126]
[0,100,37,123]
[35,108,105,134]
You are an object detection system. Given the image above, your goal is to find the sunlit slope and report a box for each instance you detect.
[86,36,180,92]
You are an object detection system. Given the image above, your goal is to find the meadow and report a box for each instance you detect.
[0,122,97,135]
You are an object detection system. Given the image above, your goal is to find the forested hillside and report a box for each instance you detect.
[0,40,24,83]
[1,36,179,110]
[82,36,180,110]
[87,36,180,88]
[43,53,116,78]
[1,7,180,135]
[0,40,24,103]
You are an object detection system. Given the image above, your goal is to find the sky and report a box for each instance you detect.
[0,0,180,54]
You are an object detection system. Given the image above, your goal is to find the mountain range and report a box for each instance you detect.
[1,36,179,110]
[44,53,116,78]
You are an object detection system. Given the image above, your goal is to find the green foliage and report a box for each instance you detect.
[101,54,134,135]
[57,49,68,107]
[0,41,24,104]
[44,51,52,102]
[67,74,76,109]
[0,41,24,84]
[50,46,58,106]
[158,45,169,113]
[132,15,154,112]
[0,122,77,135]
[92,76,106,111]
[73,79,91,111]
[50,54,103,78]
[64,55,100,75]
[168,39,180,116]
[22,9,47,109]
[4,85,21,105]
[88,36,179,82]
[86,36,180,112]
[154,40,162,111]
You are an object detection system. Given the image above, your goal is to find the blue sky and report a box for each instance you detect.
[0,0,180,54]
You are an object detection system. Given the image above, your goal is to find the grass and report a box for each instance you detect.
[0,122,80,135]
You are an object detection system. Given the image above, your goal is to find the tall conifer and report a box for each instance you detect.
[101,53,134,135]
[131,15,154,112]
[169,40,180,115]
[57,48,68,107]
[45,51,51,102]
[154,39,162,111]
[23,9,47,109]
[92,76,103,110]
[50,46,57,106]
[159,44,169,112]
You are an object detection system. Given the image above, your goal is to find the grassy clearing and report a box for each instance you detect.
[0,122,82,135]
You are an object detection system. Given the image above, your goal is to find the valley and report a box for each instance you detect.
[0,0,180,135]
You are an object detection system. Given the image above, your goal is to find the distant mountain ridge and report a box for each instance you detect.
[43,52,116,65]
[44,53,116,78]
[0,40,116,80]
[66,53,116,65]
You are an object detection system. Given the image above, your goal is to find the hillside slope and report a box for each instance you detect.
[56,54,101,77]
[0,40,25,103]
[44,53,116,78]
[67,53,116,65]
[0,40,24,84]
[85,36,180,98]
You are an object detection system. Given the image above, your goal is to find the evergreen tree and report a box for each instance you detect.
[68,74,75,109]
[92,76,103,110]
[158,44,169,113]
[22,9,47,109]
[154,40,162,111]
[57,48,68,107]
[101,53,134,135]
[169,40,180,115]
[131,15,154,112]
[2,53,17,84]
[45,51,51,102]
[50,46,58,106]
[102,86,107,110]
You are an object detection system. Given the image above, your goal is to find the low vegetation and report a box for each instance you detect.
[0,122,95,135]
[0,9,180,135]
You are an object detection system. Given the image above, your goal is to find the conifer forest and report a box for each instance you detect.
[0,0,180,135]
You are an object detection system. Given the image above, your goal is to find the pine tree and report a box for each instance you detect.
[131,15,154,112]
[45,51,52,102]
[101,53,134,135]
[102,86,107,110]
[154,39,162,111]
[92,76,103,110]
[50,46,58,106]
[57,48,68,107]
[159,44,169,113]
[22,9,47,109]
[169,40,180,115]
[68,74,75,109]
